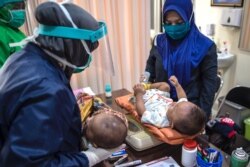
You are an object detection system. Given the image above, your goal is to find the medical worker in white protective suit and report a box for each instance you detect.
[0,1,124,166]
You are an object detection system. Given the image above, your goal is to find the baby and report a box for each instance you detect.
[82,107,128,149]
[133,75,206,136]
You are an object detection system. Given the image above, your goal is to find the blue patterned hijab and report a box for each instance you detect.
[157,0,213,99]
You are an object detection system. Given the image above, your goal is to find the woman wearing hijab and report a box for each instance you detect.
[145,0,217,120]
[0,1,124,166]
[0,0,26,68]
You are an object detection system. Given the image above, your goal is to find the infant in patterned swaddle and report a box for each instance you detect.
[133,75,206,136]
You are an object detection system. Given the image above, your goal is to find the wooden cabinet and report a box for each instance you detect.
[239,0,250,51]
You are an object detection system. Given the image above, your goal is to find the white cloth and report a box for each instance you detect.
[141,89,187,128]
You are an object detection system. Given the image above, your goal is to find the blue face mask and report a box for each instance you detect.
[9,9,25,28]
[163,11,193,40]
[163,22,190,40]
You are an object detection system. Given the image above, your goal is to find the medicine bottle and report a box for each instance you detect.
[181,139,197,167]
[105,84,112,98]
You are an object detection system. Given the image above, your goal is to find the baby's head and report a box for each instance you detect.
[83,108,128,149]
[167,101,206,136]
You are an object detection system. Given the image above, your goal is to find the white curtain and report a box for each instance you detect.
[22,0,45,35]
[72,0,151,94]
[22,0,151,94]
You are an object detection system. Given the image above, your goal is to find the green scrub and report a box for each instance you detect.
[0,2,26,68]
[0,23,25,68]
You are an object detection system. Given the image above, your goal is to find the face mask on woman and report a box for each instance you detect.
[0,8,26,28]
[9,9,26,28]
[163,11,193,40]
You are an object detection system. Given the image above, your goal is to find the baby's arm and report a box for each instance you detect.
[150,82,170,92]
[169,76,187,99]
[133,84,146,116]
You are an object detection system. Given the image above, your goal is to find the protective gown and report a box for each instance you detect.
[0,43,88,166]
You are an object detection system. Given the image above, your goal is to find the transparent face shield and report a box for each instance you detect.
[36,1,115,74]
[90,33,115,75]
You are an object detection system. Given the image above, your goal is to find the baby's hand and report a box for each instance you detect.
[133,84,146,96]
[169,76,179,87]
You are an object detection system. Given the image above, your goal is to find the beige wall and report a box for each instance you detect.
[195,0,250,102]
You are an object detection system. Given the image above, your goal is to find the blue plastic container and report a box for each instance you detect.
[197,148,223,167]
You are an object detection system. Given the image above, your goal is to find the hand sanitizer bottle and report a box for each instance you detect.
[105,84,112,98]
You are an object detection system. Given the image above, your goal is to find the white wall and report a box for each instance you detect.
[195,0,250,105]
[195,0,250,116]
